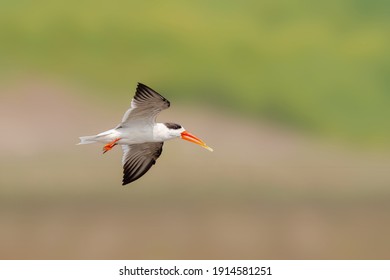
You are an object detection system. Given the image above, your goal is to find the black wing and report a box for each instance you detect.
[121,142,164,185]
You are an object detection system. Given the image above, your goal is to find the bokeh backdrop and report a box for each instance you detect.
[0,0,389,259]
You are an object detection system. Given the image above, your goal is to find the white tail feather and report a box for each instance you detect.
[77,135,98,145]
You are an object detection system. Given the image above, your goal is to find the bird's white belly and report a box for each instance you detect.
[96,124,167,145]
[117,133,154,144]
[116,127,157,145]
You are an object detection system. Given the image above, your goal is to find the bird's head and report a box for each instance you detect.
[164,122,213,152]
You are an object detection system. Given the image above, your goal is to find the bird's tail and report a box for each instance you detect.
[77,135,98,145]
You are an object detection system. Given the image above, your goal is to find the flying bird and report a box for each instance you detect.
[78,83,213,185]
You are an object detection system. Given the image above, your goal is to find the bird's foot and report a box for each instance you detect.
[103,138,121,154]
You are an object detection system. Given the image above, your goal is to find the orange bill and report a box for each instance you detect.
[180,131,213,152]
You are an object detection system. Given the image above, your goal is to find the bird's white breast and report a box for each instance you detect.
[116,124,155,144]
[117,122,175,143]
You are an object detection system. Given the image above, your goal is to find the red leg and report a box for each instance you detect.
[102,138,121,154]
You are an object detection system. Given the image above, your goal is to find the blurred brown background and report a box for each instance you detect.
[0,1,389,259]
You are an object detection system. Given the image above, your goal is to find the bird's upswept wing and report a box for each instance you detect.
[121,142,164,185]
[120,83,170,126]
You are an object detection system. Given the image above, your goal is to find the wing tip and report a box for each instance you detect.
[122,175,133,186]
[135,82,170,106]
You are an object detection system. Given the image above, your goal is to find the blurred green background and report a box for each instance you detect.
[0,0,389,259]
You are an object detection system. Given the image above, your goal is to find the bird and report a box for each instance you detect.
[78,83,213,185]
